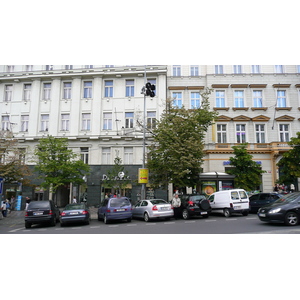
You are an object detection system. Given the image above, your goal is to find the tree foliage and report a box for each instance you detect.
[34,135,90,193]
[101,154,131,196]
[227,143,266,191]
[0,130,31,184]
[147,88,217,188]
[277,131,300,184]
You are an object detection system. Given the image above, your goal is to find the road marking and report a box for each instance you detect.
[146,223,156,225]
[246,217,257,220]
[205,219,217,222]
[108,225,119,228]
[55,228,64,230]
[127,224,137,226]
[90,226,101,229]
[72,227,82,229]
[8,228,23,233]
[184,221,196,224]
[164,222,175,225]
[225,219,237,221]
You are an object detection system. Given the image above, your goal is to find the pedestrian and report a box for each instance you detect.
[25,197,31,210]
[171,193,181,220]
[5,199,11,214]
[1,200,7,217]
[10,196,15,210]
[72,196,77,203]
[290,183,295,193]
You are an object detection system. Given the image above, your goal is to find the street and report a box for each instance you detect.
[1,210,300,234]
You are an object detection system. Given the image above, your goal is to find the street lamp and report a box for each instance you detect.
[140,66,156,200]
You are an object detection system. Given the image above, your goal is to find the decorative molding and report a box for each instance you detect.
[275,107,292,111]
[232,107,249,111]
[249,84,267,88]
[231,84,248,88]
[213,107,229,111]
[272,84,291,88]
[211,84,229,88]
[275,115,295,121]
[216,115,231,122]
[251,107,268,111]
[252,115,271,122]
[232,115,251,122]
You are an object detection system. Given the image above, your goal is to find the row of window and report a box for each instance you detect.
[2,79,156,101]
[216,123,290,143]
[3,65,107,72]
[81,147,134,165]
[172,65,300,76]
[1,112,157,132]
[172,89,295,109]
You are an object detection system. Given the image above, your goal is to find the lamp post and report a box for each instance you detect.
[140,66,155,200]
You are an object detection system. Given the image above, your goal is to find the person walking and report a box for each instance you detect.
[72,196,77,203]
[1,200,7,217]
[290,183,295,193]
[25,197,31,210]
[172,194,181,220]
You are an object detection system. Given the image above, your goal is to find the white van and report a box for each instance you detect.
[207,189,249,217]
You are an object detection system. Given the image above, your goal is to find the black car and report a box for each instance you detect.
[249,192,281,213]
[258,192,300,226]
[179,194,211,220]
[25,200,60,228]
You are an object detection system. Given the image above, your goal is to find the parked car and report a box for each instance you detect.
[178,194,211,220]
[132,199,174,222]
[249,192,281,213]
[60,203,90,226]
[98,197,132,224]
[208,189,249,217]
[258,192,300,226]
[25,200,60,228]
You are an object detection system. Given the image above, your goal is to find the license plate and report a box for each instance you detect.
[33,212,43,215]
[161,207,169,210]
[259,213,266,217]
[201,211,207,215]
[117,209,125,212]
[234,206,241,210]
[70,212,79,215]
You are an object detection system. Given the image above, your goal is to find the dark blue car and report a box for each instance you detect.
[98,197,132,224]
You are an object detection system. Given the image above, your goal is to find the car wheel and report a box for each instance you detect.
[285,211,299,226]
[182,209,190,220]
[144,212,150,222]
[104,215,109,224]
[25,221,31,229]
[223,208,231,217]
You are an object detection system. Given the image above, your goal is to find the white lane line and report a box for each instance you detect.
[90,226,101,229]
[205,219,217,222]
[184,221,196,224]
[146,223,157,225]
[55,228,64,230]
[108,225,119,228]
[225,219,237,221]
[72,227,82,229]
[127,224,137,226]
[8,228,24,233]
[164,222,175,225]
[246,217,257,220]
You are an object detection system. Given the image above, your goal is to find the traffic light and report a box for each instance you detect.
[145,82,155,97]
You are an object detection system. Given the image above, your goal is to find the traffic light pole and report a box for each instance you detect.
[141,66,147,200]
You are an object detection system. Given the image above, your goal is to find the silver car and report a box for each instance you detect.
[132,199,174,222]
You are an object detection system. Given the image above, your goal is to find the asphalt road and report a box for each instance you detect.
[2,211,300,234]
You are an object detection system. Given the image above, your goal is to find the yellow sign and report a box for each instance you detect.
[138,168,149,184]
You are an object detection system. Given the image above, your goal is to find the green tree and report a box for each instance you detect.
[227,143,266,191]
[277,131,300,185]
[147,88,217,189]
[34,135,90,198]
[102,153,131,196]
[0,130,31,184]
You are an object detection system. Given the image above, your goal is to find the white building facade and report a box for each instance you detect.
[1,65,300,206]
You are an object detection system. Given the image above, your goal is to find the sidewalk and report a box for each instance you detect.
[0,207,98,226]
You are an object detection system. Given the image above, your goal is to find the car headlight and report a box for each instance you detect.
[269,208,281,214]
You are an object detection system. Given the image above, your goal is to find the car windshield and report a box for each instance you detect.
[150,199,167,205]
[190,196,206,201]
[28,202,50,210]
[64,204,85,210]
[273,192,300,204]
[110,198,130,207]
